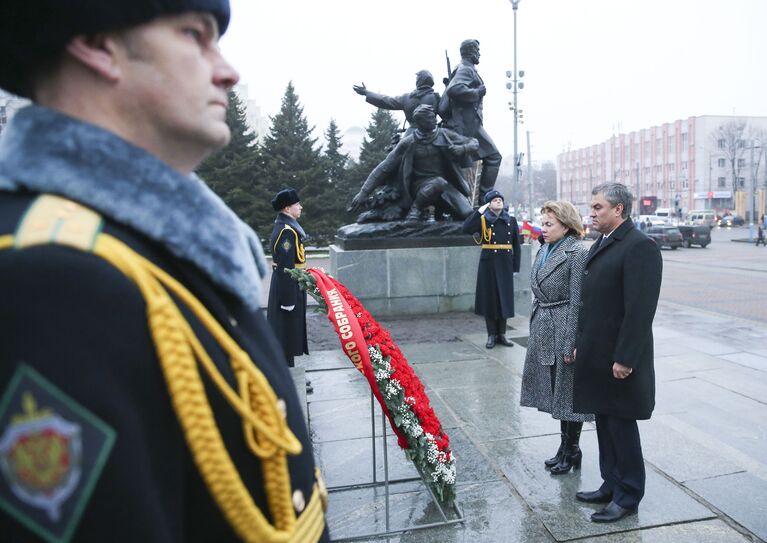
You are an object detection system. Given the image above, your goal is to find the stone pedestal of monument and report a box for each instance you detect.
[329,221,532,317]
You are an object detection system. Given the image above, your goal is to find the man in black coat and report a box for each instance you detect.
[573,183,662,523]
[0,2,328,541]
[462,190,521,349]
[267,188,309,369]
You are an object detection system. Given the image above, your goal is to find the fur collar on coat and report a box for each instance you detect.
[0,105,268,311]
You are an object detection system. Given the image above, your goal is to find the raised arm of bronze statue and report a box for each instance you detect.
[353,71,440,128]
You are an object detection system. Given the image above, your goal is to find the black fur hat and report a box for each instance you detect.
[271,188,300,211]
[484,190,504,204]
[0,0,231,98]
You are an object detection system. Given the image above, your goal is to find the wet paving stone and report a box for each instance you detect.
[685,472,767,542]
[412,357,515,391]
[638,416,744,483]
[576,519,749,542]
[327,481,553,543]
[486,434,715,541]
[315,427,502,492]
[305,367,371,402]
[437,382,561,443]
[400,342,488,365]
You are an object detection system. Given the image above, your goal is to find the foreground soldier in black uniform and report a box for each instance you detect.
[463,190,522,349]
[0,1,329,541]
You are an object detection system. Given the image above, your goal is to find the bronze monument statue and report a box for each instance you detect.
[353,70,440,134]
[440,39,502,203]
[349,105,478,222]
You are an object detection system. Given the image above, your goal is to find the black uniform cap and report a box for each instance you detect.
[484,190,504,204]
[272,188,300,211]
[0,0,231,98]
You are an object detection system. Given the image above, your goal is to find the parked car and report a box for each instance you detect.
[685,210,717,229]
[677,225,711,248]
[646,225,683,249]
[582,216,600,239]
[718,215,745,227]
[639,214,669,227]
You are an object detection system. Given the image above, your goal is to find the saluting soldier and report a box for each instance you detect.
[463,190,522,349]
[0,1,329,541]
[267,188,309,369]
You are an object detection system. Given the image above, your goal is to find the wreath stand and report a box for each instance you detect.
[328,391,466,542]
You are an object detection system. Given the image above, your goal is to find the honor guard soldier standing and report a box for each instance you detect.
[267,188,309,369]
[0,1,329,542]
[463,191,521,349]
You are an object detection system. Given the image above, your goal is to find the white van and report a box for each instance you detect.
[654,208,672,219]
[686,210,716,228]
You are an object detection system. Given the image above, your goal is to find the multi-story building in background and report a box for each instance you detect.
[558,115,767,221]
[233,83,269,143]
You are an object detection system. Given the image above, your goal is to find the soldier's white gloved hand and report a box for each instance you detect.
[479,203,490,213]
[281,305,295,312]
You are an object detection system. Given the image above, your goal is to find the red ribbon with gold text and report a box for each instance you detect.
[308,268,406,443]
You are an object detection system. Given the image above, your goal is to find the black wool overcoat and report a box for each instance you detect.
[0,192,328,542]
[463,208,521,319]
[267,213,308,363]
[573,219,663,420]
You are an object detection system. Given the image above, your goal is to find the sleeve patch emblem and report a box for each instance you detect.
[282,239,292,252]
[0,364,116,543]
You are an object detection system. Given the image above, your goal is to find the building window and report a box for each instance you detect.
[737,177,746,188]
[682,133,688,146]
[738,158,746,168]
[737,139,745,149]
[681,161,688,171]
[718,139,726,149]
[668,135,675,150]
[717,177,726,188]
[718,158,726,167]
[656,140,662,154]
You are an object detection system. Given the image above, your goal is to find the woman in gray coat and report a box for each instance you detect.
[520,201,594,474]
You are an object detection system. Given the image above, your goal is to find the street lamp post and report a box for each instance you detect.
[510,0,521,204]
[748,142,762,241]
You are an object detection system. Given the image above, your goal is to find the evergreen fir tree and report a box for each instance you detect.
[321,119,358,224]
[196,89,266,231]
[323,119,348,184]
[349,108,400,186]
[260,82,333,244]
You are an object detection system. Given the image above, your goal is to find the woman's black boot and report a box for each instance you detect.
[551,421,583,475]
[545,420,567,468]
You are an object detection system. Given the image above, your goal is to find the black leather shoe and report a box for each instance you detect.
[496,335,514,347]
[590,501,637,523]
[575,488,612,504]
[485,335,496,349]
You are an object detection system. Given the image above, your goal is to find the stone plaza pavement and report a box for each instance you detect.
[291,302,767,542]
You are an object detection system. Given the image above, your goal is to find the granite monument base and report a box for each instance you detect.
[329,242,532,318]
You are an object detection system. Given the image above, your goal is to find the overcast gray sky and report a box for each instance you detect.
[220,0,767,163]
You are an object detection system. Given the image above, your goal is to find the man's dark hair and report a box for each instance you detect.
[592,182,632,218]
